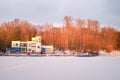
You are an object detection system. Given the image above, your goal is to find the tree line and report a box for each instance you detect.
[0,16,120,52]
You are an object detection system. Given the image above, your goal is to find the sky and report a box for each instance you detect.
[0,0,120,29]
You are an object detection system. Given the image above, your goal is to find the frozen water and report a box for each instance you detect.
[0,56,120,80]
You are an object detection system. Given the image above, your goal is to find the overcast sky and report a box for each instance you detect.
[0,0,120,29]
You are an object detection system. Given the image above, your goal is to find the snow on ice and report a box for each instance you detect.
[0,56,120,80]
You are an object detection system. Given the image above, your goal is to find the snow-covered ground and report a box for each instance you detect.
[0,56,120,80]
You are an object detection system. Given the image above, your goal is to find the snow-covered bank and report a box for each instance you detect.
[0,56,120,80]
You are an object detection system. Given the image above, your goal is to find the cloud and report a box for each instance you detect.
[99,0,120,29]
[0,0,119,29]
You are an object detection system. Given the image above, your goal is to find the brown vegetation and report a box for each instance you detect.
[0,16,120,52]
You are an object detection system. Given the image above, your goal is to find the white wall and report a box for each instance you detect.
[36,43,41,52]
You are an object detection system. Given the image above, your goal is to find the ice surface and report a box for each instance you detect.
[0,56,120,80]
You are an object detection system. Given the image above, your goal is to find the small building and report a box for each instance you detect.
[11,36,41,53]
[41,45,53,54]
[11,41,20,52]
